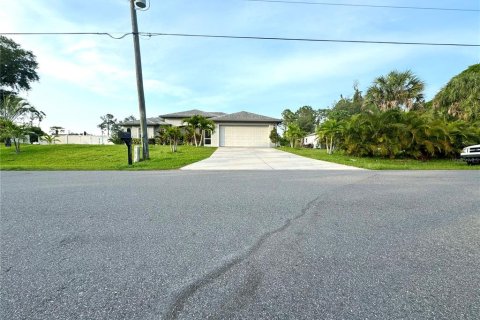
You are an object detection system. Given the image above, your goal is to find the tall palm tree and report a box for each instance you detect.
[183,115,215,147]
[183,115,202,147]
[365,70,425,111]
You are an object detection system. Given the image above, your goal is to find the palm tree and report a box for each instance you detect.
[0,94,41,148]
[1,95,30,121]
[183,115,214,147]
[365,70,425,111]
[0,94,44,125]
[183,126,195,146]
[384,111,452,159]
[0,119,31,153]
[41,134,60,145]
[183,115,202,147]
[316,119,342,154]
[285,123,304,148]
[163,126,182,152]
[341,113,374,156]
[446,120,480,153]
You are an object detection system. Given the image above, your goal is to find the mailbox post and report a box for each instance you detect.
[120,132,133,165]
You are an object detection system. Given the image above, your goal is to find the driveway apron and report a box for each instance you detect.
[181,148,363,170]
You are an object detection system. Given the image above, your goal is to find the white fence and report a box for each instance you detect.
[41,135,114,145]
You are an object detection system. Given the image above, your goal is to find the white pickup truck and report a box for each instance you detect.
[461,144,480,165]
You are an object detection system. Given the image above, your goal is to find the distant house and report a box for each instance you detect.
[303,133,320,148]
[120,117,170,139]
[120,109,282,147]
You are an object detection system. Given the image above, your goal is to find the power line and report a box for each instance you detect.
[0,32,131,39]
[145,33,479,46]
[2,32,479,47]
[244,0,480,12]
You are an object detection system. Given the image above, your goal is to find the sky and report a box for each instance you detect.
[1,0,479,135]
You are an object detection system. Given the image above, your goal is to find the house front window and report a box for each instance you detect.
[204,130,212,145]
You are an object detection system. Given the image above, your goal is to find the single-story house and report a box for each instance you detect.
[120,116,170,139]
[120,109,282,147]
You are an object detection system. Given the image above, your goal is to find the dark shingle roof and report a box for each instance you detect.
[211,111,282,123]
[208,112,227,117]
[159,109,223,118]
[121,117,169,126]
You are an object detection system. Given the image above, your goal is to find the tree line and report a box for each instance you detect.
[280,66,480,159]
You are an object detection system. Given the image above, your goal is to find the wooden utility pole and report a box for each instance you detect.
[129,0,149,160]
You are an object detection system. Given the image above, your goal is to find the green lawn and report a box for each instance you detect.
[279,147,478,170]
[0,144,216,170]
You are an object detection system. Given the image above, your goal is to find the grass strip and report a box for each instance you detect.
[0,144,216,170]
[279,147,478,170]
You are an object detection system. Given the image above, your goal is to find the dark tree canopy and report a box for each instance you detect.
[328,87,364,121]
[295,106,317,134]
[0,36,39,92]
[281,106,321,134]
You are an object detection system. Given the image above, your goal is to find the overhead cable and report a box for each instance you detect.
[2,32,479,47]
[244,0,480,12]
[0,32,131,40]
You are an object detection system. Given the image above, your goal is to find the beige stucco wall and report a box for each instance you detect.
[121,126,157,139]
[147,126,157,138]
[164,118,184,126]
[210,124,220,147]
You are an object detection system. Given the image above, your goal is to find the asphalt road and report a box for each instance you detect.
[1,170,479,319]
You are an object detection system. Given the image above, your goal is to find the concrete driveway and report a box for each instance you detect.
[181,147,363,170]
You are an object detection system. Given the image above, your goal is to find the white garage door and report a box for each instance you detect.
[220,125,270,147]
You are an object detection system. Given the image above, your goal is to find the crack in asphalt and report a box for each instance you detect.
[162,173,377,320]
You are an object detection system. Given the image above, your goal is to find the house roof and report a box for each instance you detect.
[211,111,282,123]
[121,117,169,126]
[159,109,226,119]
